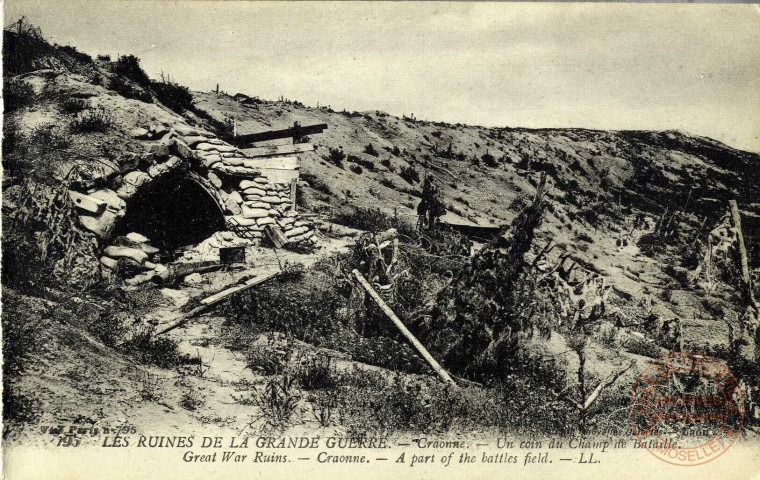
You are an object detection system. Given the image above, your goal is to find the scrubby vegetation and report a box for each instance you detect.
[399,164,420,184]
[151,76,194,113]
[3,18,760,442]
[70,106,114,133]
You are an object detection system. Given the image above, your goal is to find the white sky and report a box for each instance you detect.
[5,1,760,152]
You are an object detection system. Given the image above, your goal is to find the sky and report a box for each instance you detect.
[5,1,760,152]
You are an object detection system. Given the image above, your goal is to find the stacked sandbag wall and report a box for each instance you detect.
[99,232,167,286]
[69,121,318,281]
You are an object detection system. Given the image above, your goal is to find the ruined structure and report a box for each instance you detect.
[69,122,318,283]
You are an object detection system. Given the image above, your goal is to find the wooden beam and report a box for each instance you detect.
[69,191,106,214]
[155,272,280,335]
[352,269,458,388]
[231,123,327,146]
[200,272,280,306]
[729,200,754,304]
[583,362,634,411]
[226,155,300,170]
[290,178,297,213]
[239,143,314,158]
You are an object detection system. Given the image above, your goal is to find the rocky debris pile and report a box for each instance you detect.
[177,231,249,263]
[99,232,168,286]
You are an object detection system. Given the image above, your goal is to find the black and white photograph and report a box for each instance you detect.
[1,2,759,479]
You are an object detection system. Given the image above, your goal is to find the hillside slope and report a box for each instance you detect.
[194,90,760,242]
[4,25,760,440]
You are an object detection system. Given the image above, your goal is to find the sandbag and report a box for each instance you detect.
[241,206,269,219]
[103,246,149,265]
[99,256,119,270]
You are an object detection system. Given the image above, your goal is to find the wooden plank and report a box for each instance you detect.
[231,123,327,146]
[68,191,106,214]
[239,143,314,158]
[258,168,300,184]
[729,200,754,304]
[352,269,458,388]
[155,272,281,336]
[290,178,297,213]
[227,155,300,170]
[200,271,280,306]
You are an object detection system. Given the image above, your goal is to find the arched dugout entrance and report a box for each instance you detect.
[114,172,226,251]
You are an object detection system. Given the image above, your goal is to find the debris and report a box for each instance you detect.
[147,156,182,178]
[264,224,288,248]
[77,188,126,237]
[126,232,150,243]
[68,191,106,215]
[128,127,150,139]
[155,271,281,336]
[103,245,149,265]
[353,269,457,388]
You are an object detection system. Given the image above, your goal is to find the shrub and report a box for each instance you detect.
[59,97,87,115]
[2,296,45,378]
[482,151,498,167]
[392,145,401,156]
[109,75,152,102]
[138,371,161,401]
[179,388,204,411]
[363,143,379,157]
[299,172,331,195]
[151,79,194,113]
[3,19,54,75]
[96,54,111,61]
[119,326,185,368]
[3,386,41,424]
[28,123,71,150]
[349,155,375,171]
[87,312,127,347]
[332,206,391,233]
[296,355,337,390]
[70,107,113,133]
[246,375,301,432]
[577,232,594,243]
[328,147,345,167]
[399,164,420,184]
[637,232,667,257]
[308,390,338,427]
[245,343,288,376]
[113,54,150,87]
[623,334,663,358]
[3,79,35,112]
[58,45,91,63]
[349,164,363,175]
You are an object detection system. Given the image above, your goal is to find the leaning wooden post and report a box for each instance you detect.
[352,269,458,388]
[729,200,754,305]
